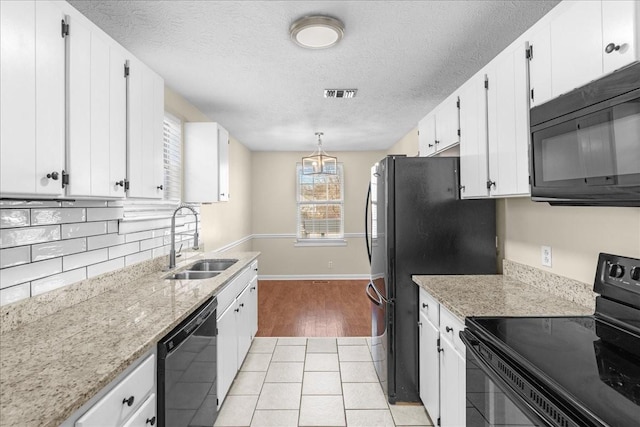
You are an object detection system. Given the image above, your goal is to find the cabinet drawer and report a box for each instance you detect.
[122,393,156,427]
[250,260,258,278]
[216,266,251,315]
[439,306,465,355]
[418,288,439,326]
[76,354,155,427]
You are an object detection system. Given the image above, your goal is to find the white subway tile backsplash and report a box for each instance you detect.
[31,238,87,261]
[87,234,125,250]
[0,226,60,248]
[62,201,108,208]
[0,246,31,269]
[31,208,86,225]
[119,217,177,235]
[107,200,124,207]
[87,258,124,278]
[0,200,60,207]
[125,250,152,266]
[86,207,124,221]
[107,221,118,234]
[125,230,153,243]
[61,222,107,239]
[108,242,139,259]
[140,236,165,251]
[63,249,108,271]
[152,229,170,238]
[0,209,30,228]
[0,283,30,306]
[0,258,62,289]
[31,268,87,296]
[152,245,170,258]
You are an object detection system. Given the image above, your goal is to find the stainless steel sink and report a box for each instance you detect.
[167,271,221,280]
[189,259,238,272]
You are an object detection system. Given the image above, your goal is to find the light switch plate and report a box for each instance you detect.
[541,245,552,267]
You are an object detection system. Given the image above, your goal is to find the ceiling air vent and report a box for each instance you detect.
[324,89,357,98]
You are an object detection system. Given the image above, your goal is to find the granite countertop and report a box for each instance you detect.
[0,250,260,427]
[412,274,594,322]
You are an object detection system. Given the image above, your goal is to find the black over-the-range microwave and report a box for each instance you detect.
[529,61,640,206]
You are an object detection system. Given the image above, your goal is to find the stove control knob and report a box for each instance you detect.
[631,267,640,281]
[609,264,625,279]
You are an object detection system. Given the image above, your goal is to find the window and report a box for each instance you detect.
[163,112,182,201]
[296,163,344,241]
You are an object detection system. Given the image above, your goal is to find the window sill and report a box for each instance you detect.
[294,238,347,247]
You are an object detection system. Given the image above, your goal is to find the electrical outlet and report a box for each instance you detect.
[328,261,333,269]
[541,245,552,267]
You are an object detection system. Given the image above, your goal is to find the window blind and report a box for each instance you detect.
[296,163,344,239]
[163,113,182,202]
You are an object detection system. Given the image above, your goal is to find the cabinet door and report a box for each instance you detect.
[184,123,221,203]
[527,24,553,107]
[1,0,65,197]
[439,337,464,427]
[458,71,489,198]
[435,93,460,152]
[602,0,640,74]
[109,46,127,197]
[550,0,603,98]
[218,125,230,201]
[487,44,530,197]
[248,275,258,339]
[418,114,437,157]
[127,58,165,199]
[236,284,253,368]
[217,303,238,407]
[419,311,439,424]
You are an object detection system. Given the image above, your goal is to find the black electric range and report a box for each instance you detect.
[461,253,640,427]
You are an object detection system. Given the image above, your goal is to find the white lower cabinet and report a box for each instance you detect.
[418,288,466,427]
[217,261,259,408]
[73,352,156,427]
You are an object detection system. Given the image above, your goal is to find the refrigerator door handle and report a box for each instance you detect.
[365,183,372,265]
[366,281,383,306]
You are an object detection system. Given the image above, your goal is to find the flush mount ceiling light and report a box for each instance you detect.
[290,15,344,49]
[302,132,337,175]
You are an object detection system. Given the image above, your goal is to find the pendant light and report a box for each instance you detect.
[302,132,337,175]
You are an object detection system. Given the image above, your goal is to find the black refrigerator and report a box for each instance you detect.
[365,155,496,403]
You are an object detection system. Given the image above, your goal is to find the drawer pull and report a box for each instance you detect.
[446,326,453,333]
[422,303,428,309]
[122,396,135,407]
[146,416,156,425]
[605,42,621,54]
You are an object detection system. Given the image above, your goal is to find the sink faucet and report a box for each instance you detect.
[169,205,199,269]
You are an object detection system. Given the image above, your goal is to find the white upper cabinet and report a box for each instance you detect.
[0,1,65,197]
[184,122,230,203]
[458,70,489,199]
[67,9,127,198]
[418,93,460,157]
[529,0,640,106]
[127,57,165,199]
[418,113,437,156]
[486,42,530,197]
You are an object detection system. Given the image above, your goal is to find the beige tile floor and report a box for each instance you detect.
[214,337,434,427]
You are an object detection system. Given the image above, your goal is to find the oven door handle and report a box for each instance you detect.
[460,330,562,427]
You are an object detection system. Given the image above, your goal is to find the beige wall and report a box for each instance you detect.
[251,151,386,277]
[504,198,640,284]
[387,127,418,156]
[164,85,253,253]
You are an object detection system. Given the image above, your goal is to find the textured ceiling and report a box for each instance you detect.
[68,0,560,152]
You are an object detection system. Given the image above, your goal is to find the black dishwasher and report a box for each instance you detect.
[158,297,218,427]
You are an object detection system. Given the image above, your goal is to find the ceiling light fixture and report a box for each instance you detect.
[290,15,344,49]
[302,132,337,175]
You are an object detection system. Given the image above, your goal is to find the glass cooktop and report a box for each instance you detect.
[468,315,640,427]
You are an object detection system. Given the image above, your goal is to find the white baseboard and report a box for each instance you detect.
[258,274,370,280]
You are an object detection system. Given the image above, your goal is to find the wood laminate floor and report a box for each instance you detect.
[256,280,371,337]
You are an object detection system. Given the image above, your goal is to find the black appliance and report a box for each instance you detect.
[365,155,496,403]
[158,297,218,427]
[529,61,640,207]
[462,253,640,426]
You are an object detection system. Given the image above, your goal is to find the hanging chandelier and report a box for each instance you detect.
[302,132,337,175]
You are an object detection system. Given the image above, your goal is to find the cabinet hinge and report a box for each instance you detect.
[456,98,460,109]
[457,128,461,137]
[484,77,489,90]
[124,64,130,78]
[61,20,70,38]
[437,338,440,347]
[61,170,69,188]
[437,417,441,426]
[124,179,130,191]
[526,45,533,60]
[530,88,535,102]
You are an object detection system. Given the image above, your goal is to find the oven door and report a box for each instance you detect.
[462,329,568,427]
